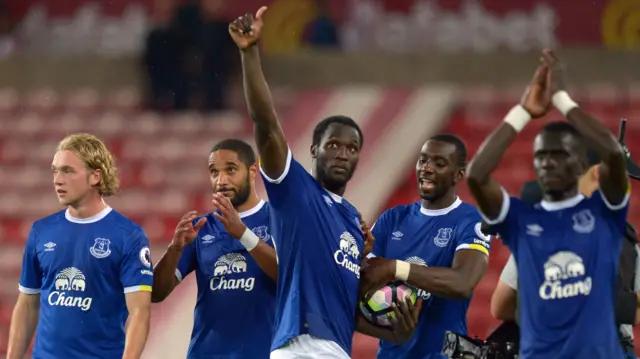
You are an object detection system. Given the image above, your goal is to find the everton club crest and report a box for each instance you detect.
[90,238,112,259]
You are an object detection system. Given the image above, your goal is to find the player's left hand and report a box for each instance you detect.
[520,65,553,118]
[211,193,247,239]
[389,297,423,343]
[540,49,567,94]
[359,257,397,300]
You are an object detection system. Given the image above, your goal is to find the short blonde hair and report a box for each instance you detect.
[57,133,120,196]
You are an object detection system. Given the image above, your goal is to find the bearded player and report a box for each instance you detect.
[8,134,153,359]
[229,6,420,359]
[152,139,278,359]
[467,50,630,359]
[361,135,491,358]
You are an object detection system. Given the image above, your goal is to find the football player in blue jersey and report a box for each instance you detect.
[229,7,421,359]
[8,134,153,359]
[359,134,491,359]
[466,50,631,359]
[152,139,278,359]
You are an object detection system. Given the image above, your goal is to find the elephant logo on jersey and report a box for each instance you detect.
[334,231,361,279]
[89,238,111,259]
[405,256,431,300]
[251,226,270,242]
[49,267,92,311]
[434,228,452,247]
[210,253,254,292]
[539,251,592,300]
[572,209,595,234]
[339,232,361,259]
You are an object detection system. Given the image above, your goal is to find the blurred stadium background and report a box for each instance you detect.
[1,0,640,357]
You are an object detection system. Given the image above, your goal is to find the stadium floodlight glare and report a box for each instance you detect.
[619,118,640,180]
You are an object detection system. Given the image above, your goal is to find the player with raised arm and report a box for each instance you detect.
[360,135,491,358]
[7,134,153,359]
[229,7,420,359]
[466,50,630,359]
[152,139,278,359]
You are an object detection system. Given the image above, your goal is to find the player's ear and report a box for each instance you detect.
[90,168,101,187]
[454,167,465,184]
[249,163,258,180]
[310,144,317,159]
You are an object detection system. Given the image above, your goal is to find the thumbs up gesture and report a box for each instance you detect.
[229,6,268,50]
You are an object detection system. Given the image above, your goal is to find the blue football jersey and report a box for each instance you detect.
[485,189,630,359]
[176,200,276,359]
[260,150,365,355]
[371,198,491,359]
[19,207,154,359]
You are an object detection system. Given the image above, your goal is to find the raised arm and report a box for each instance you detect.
[467,66,552,221]
[541,50,629,205]
[229,7,289,180]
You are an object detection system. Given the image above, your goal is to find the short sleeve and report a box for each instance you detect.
[500,255,518,290]
[369,209,393,258]
[594,189,631,232]
[19,225,42,294]
[454,220,492,256]
[477,187,522,246]
[176,240,197,282]
[259,148,305,207]
[120,228,154,293]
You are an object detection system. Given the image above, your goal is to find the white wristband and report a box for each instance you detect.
[552,91,578,116]
[504,105,532,133]
[239,228,260,251]
[395,260,411,281]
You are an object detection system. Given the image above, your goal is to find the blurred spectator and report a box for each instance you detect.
[143,0,235,112]
[0,0,18,58]
[304,0,339,49]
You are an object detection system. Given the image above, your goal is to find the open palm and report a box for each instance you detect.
[229,6,267,50]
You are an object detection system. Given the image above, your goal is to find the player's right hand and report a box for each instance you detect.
[171,211,207,251]
[229,6,267,50]
[520,65,553,118]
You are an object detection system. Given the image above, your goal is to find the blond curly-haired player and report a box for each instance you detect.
[8,133,154,359]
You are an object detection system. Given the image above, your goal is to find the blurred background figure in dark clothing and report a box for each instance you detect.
[0,0,18,58]
[304,0,339,49]
[143,0,234,112]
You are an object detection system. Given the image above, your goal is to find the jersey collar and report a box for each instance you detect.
[238,200,266,218]
[65,206,113,224]
[540,194,585,211]
[325,190,343,203]
[420,197,462,216]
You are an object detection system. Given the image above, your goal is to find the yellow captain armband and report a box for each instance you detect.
[124,285,153,293]
[456,243,490,256]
